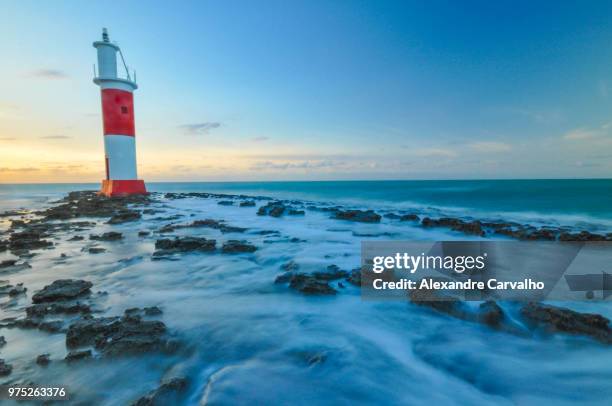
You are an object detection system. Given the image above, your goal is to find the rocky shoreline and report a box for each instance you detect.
[1,189,612,402]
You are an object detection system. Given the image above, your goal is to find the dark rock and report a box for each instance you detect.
[289,274,337,295]
[36,353,51,366]
[239,201,256,207]
[131,377,188,406]
[107,210,141,224]
[383,213,401,219]
[257,202,287,217]
[26,302,90,318]
[32,279,93,304]
[221,240,257,254]
[521,302,612,343]
[65,349,92,363]
[524,228,556,241]
[559,231,607,242]
[400,214,420,222]
[478,301,505,327]
[124,306,163,317]
[281,261,299,272]
[90,231,123,241]
[333,210,381,223]
[88,247,106,254]
[153,237,216,256]
[0,259,17,268]
[138,230,150,237]
[218,200,234,206]
[421,217,485,236]
[0,359,12,376]
[288,209,305,215]
[0,336,5,347]
[9,230,53,251]
[66,315,171,356]
[68,235,85,241]
[188,219,246,233]
[274,272,294,284]
[312,265,349,281]
[9,283,27,297]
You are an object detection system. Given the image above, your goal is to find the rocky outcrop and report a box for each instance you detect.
[287,274,337,295]
[521,302,612,344]
[36,353,50,366]
[332,210,381,223]
[153,237,216,257]
[221,240,257,254]
[65,349,92,363]
[217,200,234,206]
[107,210,141,224]
[8,230,53,251]
[66,314,171,356]
[159,219,246,234]
[239,201,256,207]
[131,377,188,406]
[90,231,123,241]
[421,217,485,236]
[257,202,286,217]
[0,359,12,376]
[32,279,93,304]
[26,302,91,318]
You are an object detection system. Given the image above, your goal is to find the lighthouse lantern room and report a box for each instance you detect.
[93,28,147,196]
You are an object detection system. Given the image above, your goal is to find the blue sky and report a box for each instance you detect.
[0,0,611,182]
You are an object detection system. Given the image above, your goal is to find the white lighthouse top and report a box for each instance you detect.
[93,28,137,90]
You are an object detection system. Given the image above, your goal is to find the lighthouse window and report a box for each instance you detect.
[121,106,129,114]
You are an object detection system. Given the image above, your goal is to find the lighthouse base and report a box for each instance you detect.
[100,179,147,197]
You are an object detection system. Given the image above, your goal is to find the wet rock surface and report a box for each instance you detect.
[332,209,381,223]
[36,353,50,366]
[521,302,612,344]
[153,237,216,257]
[221,240,257,253]
[65,349,92,363]
[32,279,93,304]
[257,202,287,217]
[90,231,123,241]
[131,377,188,406]
[288,274,338,295]
[422,217,485,236]
[159,218,246,234]
[0,359,12,376]
[66,314,171,356]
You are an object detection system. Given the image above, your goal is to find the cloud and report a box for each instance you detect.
[30,69,69,79]
[251,136,269,142]
[563,123,611,141]
[411,148,457,158]
[40,135,72,140]
[0,137,16,141]
[179,122,221,135]
[0,167,40,172]
[469,141,512,153]
[250,160,341,171]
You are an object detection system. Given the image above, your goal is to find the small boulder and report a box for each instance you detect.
[221,240,257,254]
[333,210,381,223]
[31,279,93,304]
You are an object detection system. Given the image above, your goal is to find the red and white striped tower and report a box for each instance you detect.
[93,28,146,196]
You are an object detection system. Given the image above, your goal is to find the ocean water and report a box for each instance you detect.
[2,179,612,230]
[1,180,612,405]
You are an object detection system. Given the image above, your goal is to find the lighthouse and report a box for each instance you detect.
[93,28,146,196]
